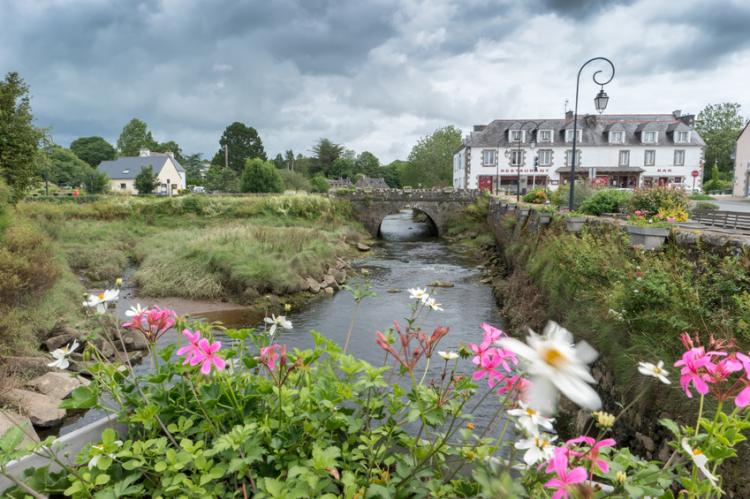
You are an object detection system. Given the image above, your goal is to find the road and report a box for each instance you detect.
[706,196,750,213]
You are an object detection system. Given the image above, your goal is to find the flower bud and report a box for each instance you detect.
[615,471,627,485]
[592,410,615,428]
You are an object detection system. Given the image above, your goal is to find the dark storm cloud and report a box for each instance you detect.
[538,0,635,17]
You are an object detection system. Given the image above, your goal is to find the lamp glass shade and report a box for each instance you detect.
[594,89,609,113]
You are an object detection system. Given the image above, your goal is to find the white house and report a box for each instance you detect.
[99,149,186,195]
[453,111,705,193]
[732,122,750,197]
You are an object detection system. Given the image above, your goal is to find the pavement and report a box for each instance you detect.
[704,196,750,213]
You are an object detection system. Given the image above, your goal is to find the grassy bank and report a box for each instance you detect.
[2,194,366,361]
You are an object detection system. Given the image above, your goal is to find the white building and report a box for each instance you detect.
[453,111,705,193]
[732,122,750,197]
[99,149,187,195]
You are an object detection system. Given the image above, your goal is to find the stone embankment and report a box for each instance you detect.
[300,256,351,296]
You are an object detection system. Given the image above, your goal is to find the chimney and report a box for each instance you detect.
[166,151,174,159]
[672,110,682,118]
[139,148,151,157]
[565,110,573,121]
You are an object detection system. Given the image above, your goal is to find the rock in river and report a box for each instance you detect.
[356,242,371,251]
[0,411,39,447]
[430,280,454,288]
[3,389,66,428]
[25,372,90,400]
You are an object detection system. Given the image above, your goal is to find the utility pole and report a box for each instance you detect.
[224,144,229,170]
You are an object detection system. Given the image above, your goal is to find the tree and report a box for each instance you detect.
[211,122,266,173]
[382,160,405,188]
[279,169,311,192]
[355,151,380,177]
[310,175,330,193]
[311,138,344,176]
[272,153,285,169]
[181,153,204,186]
[400,126,462,187]
[329,157,356,179]
[204,164,239,192]
[70,136,116,167]
[240,158,283,193]
[284,149,295,170]
[83,170,110,194]
[0,72,43,202]
[695,103,745,174]
[134,165,158,194]
[42,145,92,187]
[153,140,184,163]
[117,118,157,156]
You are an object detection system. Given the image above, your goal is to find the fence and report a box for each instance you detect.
[690,210,750,232]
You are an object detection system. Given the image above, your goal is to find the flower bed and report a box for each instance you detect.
[2,283,750,497]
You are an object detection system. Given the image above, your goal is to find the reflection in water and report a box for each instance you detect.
[61,210,509,436]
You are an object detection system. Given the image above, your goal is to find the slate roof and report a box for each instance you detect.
[463,114,705,149]
[98,153,184,180]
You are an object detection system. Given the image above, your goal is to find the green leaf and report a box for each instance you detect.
[659,418,681,438]
[60,384,99,409]
[94,473,111,486]
[311,445,340,471]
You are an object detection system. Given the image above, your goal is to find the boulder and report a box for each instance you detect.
[44,331,81,352]
[324,287,335,296]
[331,269,347,283]
[113,350,145,365]
[305,277,321,293]
[387,288,400,293]
[3,389,66,428]
[356,242,371,252]
[0,411,40,448]
[322,274,337,287]
[117,330,149,352]
[430,280,454,288]
[26,372,90,400]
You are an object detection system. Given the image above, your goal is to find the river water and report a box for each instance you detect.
[61,210,507,433]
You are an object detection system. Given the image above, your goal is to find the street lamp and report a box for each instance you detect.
[568,57,615,211]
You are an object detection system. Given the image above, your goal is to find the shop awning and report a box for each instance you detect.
[555,166,644,174]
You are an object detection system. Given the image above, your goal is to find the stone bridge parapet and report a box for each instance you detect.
[333,188,480,236]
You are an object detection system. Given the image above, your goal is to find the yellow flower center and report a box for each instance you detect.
[542,347,566,368]
[693,448,703,456]
[525,408,536,416]
[97,292,105,300]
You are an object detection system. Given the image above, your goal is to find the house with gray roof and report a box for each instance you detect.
[454,110,705,194]
[99,149,186,195]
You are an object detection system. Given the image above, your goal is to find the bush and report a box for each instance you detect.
[694,201,719,211]
[578,189,632,215]
[522,188,547,204]
[703,178,731,193]
[310,175,330,193]
[240,158,284,193]
[549,182,592,209]
[134,165,158,194]
[627,187,689,215]
[0,221,60,305]
[278,169,311,192]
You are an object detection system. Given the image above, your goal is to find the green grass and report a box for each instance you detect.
[689,193,715,200]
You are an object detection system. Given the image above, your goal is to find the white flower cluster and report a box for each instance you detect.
[407,288,443,312]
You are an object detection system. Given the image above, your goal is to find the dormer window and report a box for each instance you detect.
[609,131,624,144]
[538,130,553,143]
[565,129,582,143]
[675,131,690,143]
[643,131,658,144]
[509,130,524,142]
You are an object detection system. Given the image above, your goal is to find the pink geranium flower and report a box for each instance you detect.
[176,329,202,365]
[260,344,283,370]
[674,347,724,398]
[566,436,616,473]
[734,352,750,408]
[190,338,225,375]
[122,306,177,343]
[544,446,588,499]
[472,350,506,387]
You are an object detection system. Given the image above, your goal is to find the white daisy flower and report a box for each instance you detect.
[425,297,443,312]
[514,433,557,466]
[507,401,555,434]
[638,360,671,384]
[438,351,459,360]
[47,340,80,370]
[408,288,429,301]
[499,321,600,414]
[125,303,147,317]
[264,314,293,336]
[83,289,120,314]
[681,439,718,487]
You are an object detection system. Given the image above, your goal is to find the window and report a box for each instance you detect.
[538,130,553,143]
[619,150,630,166]
[609,131,624,144]
[676,131,689,143]
[644,150,656,166]
[674,149,685,166]
[565,150,581,167]
[482,149,496,166]
[510,150,524,166]
[565,129,582,143]
[122,169,130,174]
[643,131,658,144]
[120,183,126,189]
[510,130,524,142]
[538,149,552,166]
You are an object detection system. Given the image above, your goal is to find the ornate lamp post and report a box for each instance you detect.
[568,57,615,211]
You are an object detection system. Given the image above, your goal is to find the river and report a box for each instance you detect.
[60,210,507,433]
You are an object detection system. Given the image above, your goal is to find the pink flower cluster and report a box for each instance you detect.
[375,322,449,374]
[122,306,177,344]
[176,328,225,375]
[260,344,286,370]
[469,323,529,397]
[675,333,750,408]
[544,437,616,498]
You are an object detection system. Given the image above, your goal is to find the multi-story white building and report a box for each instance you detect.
[732,122,750,197]
[453,111,705,193]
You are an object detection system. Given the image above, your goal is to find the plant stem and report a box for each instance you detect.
[418,357,431,385]
[695,394,705,436]
[0,468,45,499]
[343,300,361,354]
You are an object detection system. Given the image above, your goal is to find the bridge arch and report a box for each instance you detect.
[334,189,479,238]
[375,205,440,238]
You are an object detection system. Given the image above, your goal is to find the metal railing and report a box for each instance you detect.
[690,210,750,232]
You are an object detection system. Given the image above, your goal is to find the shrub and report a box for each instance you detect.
[627,187,689,215]
[240,158,284,193]
[694,201,719,211]
[522,188,547,204]
[278,169,311,192]
[578,188,632,215]
[310,175,330,193]
[134,165,158,194]
[703,178,731,193]
[549,182,593,209]
[0,221,60,305]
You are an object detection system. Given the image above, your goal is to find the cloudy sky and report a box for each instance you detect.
[2,0,749,162]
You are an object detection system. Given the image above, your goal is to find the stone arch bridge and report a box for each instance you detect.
[334,189,480,237]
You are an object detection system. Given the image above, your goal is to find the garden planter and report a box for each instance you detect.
[565,216,586,233]
[517,208,530,220]
[0,416,126,493]
[626,225,670,250]
[538,214,552,225]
